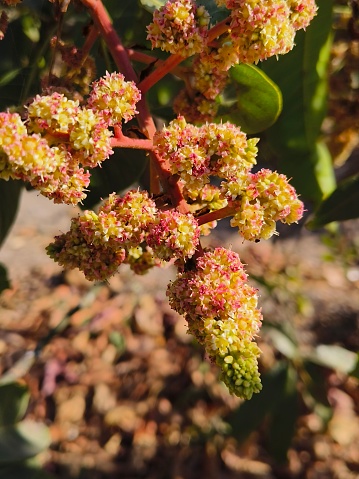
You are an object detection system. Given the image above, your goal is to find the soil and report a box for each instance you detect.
[0,191,358,479]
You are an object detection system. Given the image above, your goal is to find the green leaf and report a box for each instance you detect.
[301,360,333,423]
[219,63,282,134]
[262,326,298,360]
[0,383,30,427]
[261,0,336,204]
[106,0,153,46]
[0,420,51,464]
[309,344,358,375]
[147,75,183,122]
[0,462,55,479]
[0,263,10,293]
[0,180,22,247]
[200,0,230,25]
[267,364,299,463]
[227,362,288,443]
[139,0,166,12]
[349,353,359,379]
[307,175,359,229]
[80,148,148,210]
[0,68,22,88]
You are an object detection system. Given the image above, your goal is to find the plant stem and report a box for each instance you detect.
[197,203,238,226]
[112,127,154,150]
[137,17,231,93]
[138,53,184,93]
[80,0,189,212]
[80,0,138,83]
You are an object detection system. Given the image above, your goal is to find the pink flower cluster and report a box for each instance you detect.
[230,169,304,240]
[167,247,263,399]
[47,190,200,280]
[0,73,141,205]
[154,116,303,240]
[172,89,219,124]
[154,116,258,199]
[0,111,91,205]
[147,0,210,57]
[216,0,318,65]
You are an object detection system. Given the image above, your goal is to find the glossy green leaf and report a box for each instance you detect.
[0,383,30,427]
[0,263,10,294]
[0,180,22,248]
[267,364,299,464]
[219,64,282,134]
[0,420,51,464]
[261,0,335,204]
[307,175,359,228]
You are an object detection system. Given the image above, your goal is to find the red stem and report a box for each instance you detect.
[80,0,138,83]
[80,0,189,212]
[137,17,231,93]
[197,203,238,226]
[138,53,184,94]
[126,48,158,65]
[81,24,99,59]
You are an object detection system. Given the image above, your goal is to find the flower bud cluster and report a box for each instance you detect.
[230,169,304,241]
[172,89,219,124]
[0,72,141,204]
[154,116,303,240]
[216,0,318,65]
[51,40,97,97]
[147,0,210,57]
[167,247,262,399]
[154,116,258,199]
[47,190,201,281]
[192,54,229,100]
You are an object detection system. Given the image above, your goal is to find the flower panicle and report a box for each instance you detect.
[167,247,263,399]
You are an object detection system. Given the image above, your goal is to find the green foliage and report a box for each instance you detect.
[0,383,51,470]
[0,461,55,479]
[0,383,29,427]
[219,64,282,134]
[261,0,336,204]
[228,314,359,462]
[0,180,22,247]
[0,263,10,293]
[81,147,149,210]
[308,175,359,228]
[228,360,299,463]
[0,420,51,464]
[0,2,54,111]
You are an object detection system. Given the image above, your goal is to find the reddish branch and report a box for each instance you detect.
[111,127,154,150]
[80,0,189,212]
[197,203,238,226]
[137,18,231,93]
